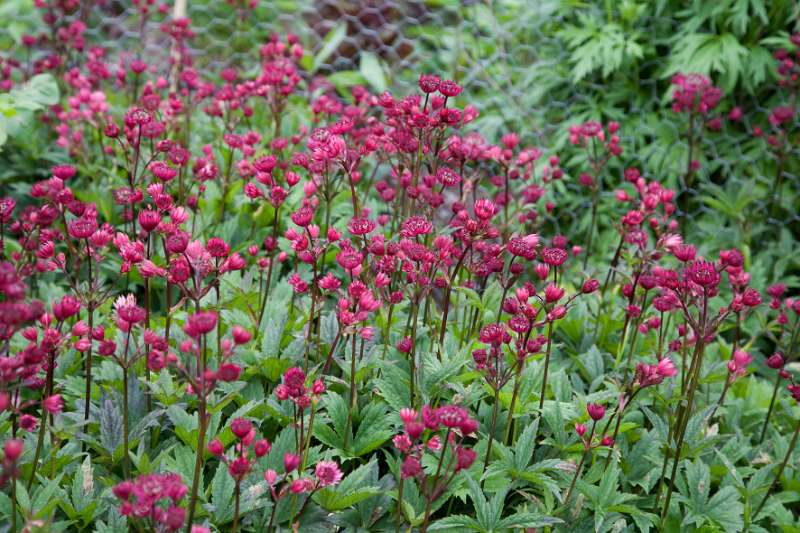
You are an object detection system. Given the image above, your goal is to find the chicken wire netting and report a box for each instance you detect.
[1,0,798,248]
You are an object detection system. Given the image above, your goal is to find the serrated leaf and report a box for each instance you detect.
[427,514,481,531]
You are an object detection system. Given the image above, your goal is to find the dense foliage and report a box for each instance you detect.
[0,1,799,532]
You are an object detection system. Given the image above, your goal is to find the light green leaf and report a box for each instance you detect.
[359,52,387,92]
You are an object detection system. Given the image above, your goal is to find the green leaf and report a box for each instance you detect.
[427,514,482,531]
[313,23,347,72]
[15,73,60,109]
[495,512,563,529]
[353,402,393,456]
[211,461,235,522]
[359,52,387,93]
[315,458,381,511]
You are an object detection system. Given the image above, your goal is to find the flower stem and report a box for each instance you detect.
[396,475,405,532]
[752,418,800,521]
[186,335,209,533]
[28,349,55,489]
[343,334,357,451]
[122,365,130,478]
[482,383,501,477]
[564,421,595,508]
[660,337,706,523]
[231,480,241,533]
[504,359,524,445]
[421,428,451,532]
[759,373,782,444]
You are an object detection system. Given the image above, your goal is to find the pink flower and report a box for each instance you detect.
[401,456,422,478]
[207,438,224,456]
[43,394,63,414]
[315,461,343,487]
[231,326,252,345]
[230,418,253,440]
[183,311,217,338]
[656,358,677,378]
[587,403,605,421]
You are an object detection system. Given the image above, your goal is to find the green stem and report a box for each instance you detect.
[343,334,357,451]
[231,480,241,533]
[564,421,596,508]
[752,418,800,521]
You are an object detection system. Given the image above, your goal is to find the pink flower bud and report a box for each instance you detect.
[284,452,301,473]
[4,438,23,462]
[207,438,224,456]
[44,394,63,414]
[587,403,605,421]
[230,326,251,345]
[254,439,271,457]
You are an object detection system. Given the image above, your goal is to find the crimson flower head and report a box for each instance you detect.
[207,438,224,456]
[767,284,786,299]
[53,295,81,321]
[52,164,77,181]
[672,244,696,262]
[67,217,98,239]
[291,206,314,227]
[3,438,23,463]
[687,260,720,288]
[284,452,301,473]
[582,279,600,294]
[766,353,784,369]
[455,448,477,471]
[418,74,440,94]
[138,209,161,232]
[43,394,63,414]
[741,288,761,307]
[217,363,241,382]
[507,235,538,260]
[727,349,752,380]
[587,403,605,421]
[401,456,422,479]
[227,456,252,479]
[438,79,462,97]
[479,323,506,345]
[230,418,253,440]
[315,460,343,487]
[231,326,252,345]
[183,311,218,338]
[541,247,567,267]
[544,284,564,303]
[348,216,376,236]
[473,199,496,221]
[436,167,461,187]
[635,358,677,388]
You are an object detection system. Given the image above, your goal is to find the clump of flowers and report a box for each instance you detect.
[112,473,191,532]
[393,405,478,530]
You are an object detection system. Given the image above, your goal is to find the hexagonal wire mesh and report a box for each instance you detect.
[1,0,798,248]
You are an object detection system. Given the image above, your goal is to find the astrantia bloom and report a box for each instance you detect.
[315,461,343,487]
[436,167,461,187]
[183,311,218,337]
[687,260,720,288]
[541,247,567,266]
[507,235,538,260]
[114,294,146,324]
[586,403,605,421]
[67,217,98,239]
[348,217,376,236]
